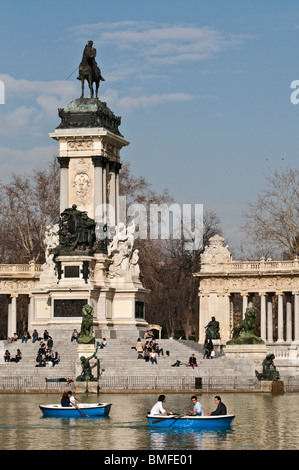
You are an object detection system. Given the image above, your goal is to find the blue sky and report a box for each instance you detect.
[1,0,299,254]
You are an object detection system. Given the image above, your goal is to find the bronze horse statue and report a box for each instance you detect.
[77,40,105,99]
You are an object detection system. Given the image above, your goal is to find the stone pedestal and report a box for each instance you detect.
[77,343,96,359]
[209,339,224,354]
[75,381,99,394]
[224,344,268,359]
[260,380,285,394]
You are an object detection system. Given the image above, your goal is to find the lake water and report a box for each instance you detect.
[0,392,298,451]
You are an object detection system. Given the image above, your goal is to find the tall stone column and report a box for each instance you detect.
[108,161,116,227]
[286,293,292,342]
[276,292,285,343]
[57,157,70,214]
[28,294,34,331]
[7,294,18,338]
[259,292,267,341]
[241,293,248,318]
[267,294,273,342]
[293,292,299,342]
[108,161,122,227]
[92,155,108,222]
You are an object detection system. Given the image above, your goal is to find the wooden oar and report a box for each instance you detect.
[152,413,184,424]
[73,403,89,418]
[168,414,187,427]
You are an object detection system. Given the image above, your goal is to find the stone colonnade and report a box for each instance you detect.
[194,235,299,344]
[0,264,41,338]
[237,291,298,343]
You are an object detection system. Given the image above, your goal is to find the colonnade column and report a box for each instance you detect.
[57,157,70,214]
[7,294,18,339]
[276,292,285,343]
[267,294,273,342]
[28,294,34,332]
[241,293,248,319]
[294,292,299,342]
[286,294,292,342]
[259,292,267,341]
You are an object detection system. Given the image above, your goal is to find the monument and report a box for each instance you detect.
[30,41,150,342]
[225,307,267,359]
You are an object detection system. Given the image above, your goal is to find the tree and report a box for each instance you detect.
[0,157,60,263]
[120,162,223,337]
[241,168,299,259]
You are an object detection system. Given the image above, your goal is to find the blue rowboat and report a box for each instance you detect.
[147,414,235,430]
[40,403,112,418]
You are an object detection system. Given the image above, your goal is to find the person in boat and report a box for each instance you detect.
[60,391,76,407]
[61,392,71,407]
[205,396,227,416]
[189,396,203,416]
[150,395,174,416]
[68,391,76,406]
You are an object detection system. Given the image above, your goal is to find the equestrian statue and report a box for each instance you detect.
[77,40,105,99]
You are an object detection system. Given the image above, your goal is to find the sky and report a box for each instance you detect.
[1,0,299,256]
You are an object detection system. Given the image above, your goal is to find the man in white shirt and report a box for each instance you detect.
[68,391,76,406]
[189,395,203,416]
[150,395,173,415]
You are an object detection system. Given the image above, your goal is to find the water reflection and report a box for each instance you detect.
[0,392,298,450]
[149,428,233,450]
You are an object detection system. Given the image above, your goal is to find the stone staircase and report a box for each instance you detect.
[96,338,257,390]
[0,337,78,391]
[0,336,259,392]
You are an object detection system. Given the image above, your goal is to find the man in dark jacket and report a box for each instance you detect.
[205,396,227,415]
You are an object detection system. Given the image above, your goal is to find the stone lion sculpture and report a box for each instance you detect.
[227,307,264,345]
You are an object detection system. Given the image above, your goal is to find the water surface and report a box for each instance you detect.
[0,392,298,451]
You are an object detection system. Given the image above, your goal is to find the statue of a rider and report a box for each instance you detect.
[77,40,105,99]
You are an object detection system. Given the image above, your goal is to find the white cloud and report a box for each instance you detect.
[69,21,251,67]
[0,106,37,135]
[0,74,77,102]
[0,75,78,136]
[100,88,194,112]
[0,144,58,180]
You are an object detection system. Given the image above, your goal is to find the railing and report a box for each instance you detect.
[200,258,299,274]
[0,376,75,391]
[0,374,298,392]
[0,264,42,276]
[98,375,261,391]
[231,259,299,273]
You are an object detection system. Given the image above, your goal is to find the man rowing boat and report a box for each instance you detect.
[60,391,76,407]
